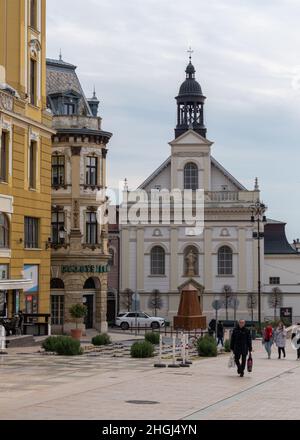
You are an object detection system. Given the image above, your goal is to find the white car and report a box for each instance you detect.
[115,312,165,330]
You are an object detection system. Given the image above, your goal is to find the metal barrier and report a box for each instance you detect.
[154,332,193,369]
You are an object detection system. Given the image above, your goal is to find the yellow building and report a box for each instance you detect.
[0,0,54,322]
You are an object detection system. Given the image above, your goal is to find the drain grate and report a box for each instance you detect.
[126,400,159,405]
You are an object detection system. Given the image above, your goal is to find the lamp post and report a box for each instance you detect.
[250,200,267,333]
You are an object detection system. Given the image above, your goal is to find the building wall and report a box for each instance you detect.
[0,0,53,317]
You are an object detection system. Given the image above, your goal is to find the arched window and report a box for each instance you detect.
[184,162,198,190]
[218,246,233,275]
[151,246,165,275]
[184,245,199,276]
[84,278,96,289]
[50,278,65,289]
[0,213,9,249]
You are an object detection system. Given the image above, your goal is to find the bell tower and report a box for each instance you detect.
[175,51,207,139]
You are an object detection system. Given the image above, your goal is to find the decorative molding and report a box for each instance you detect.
[71,146,82,156]
[0,90,13,112]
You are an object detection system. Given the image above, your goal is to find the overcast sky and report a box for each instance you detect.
[47,0,300,241]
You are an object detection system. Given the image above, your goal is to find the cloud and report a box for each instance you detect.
[47,0,300,239]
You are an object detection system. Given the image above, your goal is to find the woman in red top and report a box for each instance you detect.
[263,323,274,359]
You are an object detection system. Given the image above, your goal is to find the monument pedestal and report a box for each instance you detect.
[174,282,207,330]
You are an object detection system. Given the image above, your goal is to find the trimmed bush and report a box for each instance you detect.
[145,332,160,345]
[42,336,61,352]
[92,333,111,346]
[55,336,83,356]
[42,336,83,356]
[130,341,154,358]
[224,339,231,352]
[196,335,217,357]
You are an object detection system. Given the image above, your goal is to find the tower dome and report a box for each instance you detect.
[175,56,207,139]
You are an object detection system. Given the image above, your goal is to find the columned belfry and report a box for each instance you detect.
[175,51,207,139]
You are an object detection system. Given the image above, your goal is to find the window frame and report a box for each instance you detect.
[0,213,9,249]
[51,155,65,187]
[150,246,166,276]
[30,0,38,30]
[85,156,98,186]
[184,162,198,190]
[29,140,37,189]
[218,245,233,275]
[30,58,37,106]
[24,217,39,249]
[269,277,280,285]
[85,212,98,245]
[51,211,65,245]
[0,131,8,182]
[51,295,65,326]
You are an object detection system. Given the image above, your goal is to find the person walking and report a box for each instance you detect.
[230,320,252,377]
[263,323,273,359]
[274,321,287,359]
[291,323,300,360]
[217,321,224,347]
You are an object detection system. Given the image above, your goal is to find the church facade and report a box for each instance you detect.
[120,57,300,324]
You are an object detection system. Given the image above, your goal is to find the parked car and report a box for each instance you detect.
[115,312,165,330]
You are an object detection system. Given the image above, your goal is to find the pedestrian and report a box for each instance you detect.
[230,320,252,377]
[217,321,224,347]
[291,323,300,361]
[262,322,273,359]
[208,319,216,337]
[274,321,287,359]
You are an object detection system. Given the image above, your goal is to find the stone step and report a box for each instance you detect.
[6,335,35,348]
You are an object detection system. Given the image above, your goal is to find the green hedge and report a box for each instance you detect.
[130,341,155,358]
[42,336,83,356]
[92,334,111,346]
[42,336,61,352]
[196,335,217,357]
[224,339,231,352]
[145,332,160,345]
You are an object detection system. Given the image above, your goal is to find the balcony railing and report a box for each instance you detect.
[206,191,239,202]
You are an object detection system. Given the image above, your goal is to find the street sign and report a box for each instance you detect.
[212,300,222,311]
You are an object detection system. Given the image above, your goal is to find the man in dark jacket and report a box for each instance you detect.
[230,320,252,377]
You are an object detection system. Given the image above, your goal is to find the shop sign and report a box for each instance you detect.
[61,265,109,274]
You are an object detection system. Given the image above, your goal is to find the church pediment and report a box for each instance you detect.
[169,129,213,147]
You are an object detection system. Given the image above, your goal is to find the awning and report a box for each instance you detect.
[0,278,34,290]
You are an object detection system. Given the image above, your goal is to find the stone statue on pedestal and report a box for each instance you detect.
[186,249,197,277]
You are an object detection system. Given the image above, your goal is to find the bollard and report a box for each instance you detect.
[168,335,180,368]
[0,325,7,354]
[154,334,166,368]
[180,332,190,367]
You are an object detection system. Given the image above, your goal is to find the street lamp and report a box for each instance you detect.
[59,226,67,244]
[250,200,267,332]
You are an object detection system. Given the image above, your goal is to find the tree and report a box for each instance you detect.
[229,294,239,322]
[121,289,133,312]
[247,293,257,323]
[222,285,232,320]
[148,289,164,316]
[268,287,283,321]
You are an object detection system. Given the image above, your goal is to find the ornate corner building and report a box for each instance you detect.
[46,57,112,333]
[0,0,53,318]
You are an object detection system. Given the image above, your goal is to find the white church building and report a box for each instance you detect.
[120,57,300,324]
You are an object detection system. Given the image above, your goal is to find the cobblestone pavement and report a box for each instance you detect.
[0,340,300,420]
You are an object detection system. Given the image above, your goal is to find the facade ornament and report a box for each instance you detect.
[254,177,259,191]
[0,90,14,112]
[73,199,80,229]
[71,146,82,156]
